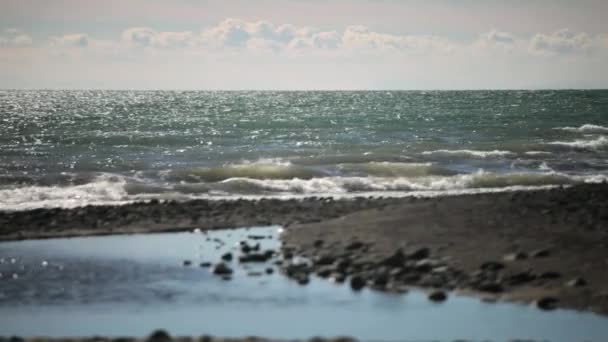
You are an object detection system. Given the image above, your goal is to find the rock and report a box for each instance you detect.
[221,275,232,281]
[212,262,233,275]
[199,262,212,268]
[503,252,528,261]
[221,252,233,262]
[531,249,551,258]
[147,330,171,342]
[382,249,407,267]
[373,273,389,287]
[506,271,536,285]
[477,282,504,293]
[428,290,447,302]
[566,277,587,287]
[539,271,561,279]
[350,275,366,291]
[331,273,346,283]
[296,274,310,285]
[247,235,267,240]
[408,247,431,260]
[247,271,263,277]
[265,267,274,274]
[313,239,324,248]
[316,266,334,278]
[480,261,505,271]
[314,254,335,266]
[183,260,192,266]
[345,241,364,251]
[536,297,559,310]
[239,253,271,263]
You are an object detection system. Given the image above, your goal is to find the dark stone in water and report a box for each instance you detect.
[199,262,212,268]
[428,290,447,302]
[212,262,233,275]
[313,239,324,248]
[182,260,192,266]
[350,275,366,291]
[506,271,536,285]
[247,235,267,240]
[478,282,504,293]
[147,330,171,342]
[296,274,310,285]
[221,252,233,262]
[239,253,271,263]
[316,266,334,278]
[265,267,274,274]
[537,297,559,310]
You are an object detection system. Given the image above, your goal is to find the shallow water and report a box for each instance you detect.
[1,226,607,341]
[1,90,608,209]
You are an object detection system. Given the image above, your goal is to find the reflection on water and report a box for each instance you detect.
[0,227,607,341]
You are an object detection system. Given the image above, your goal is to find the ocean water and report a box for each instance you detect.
[1,90,607,210]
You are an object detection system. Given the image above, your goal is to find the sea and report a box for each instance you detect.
[1,90,607,210]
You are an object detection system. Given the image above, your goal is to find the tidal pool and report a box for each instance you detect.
[0,226,607,341]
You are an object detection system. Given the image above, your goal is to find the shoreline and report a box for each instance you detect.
[1,183,608,316]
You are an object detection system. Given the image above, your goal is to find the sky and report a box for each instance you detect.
[1,0,607,90]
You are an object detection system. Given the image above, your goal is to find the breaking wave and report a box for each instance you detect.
[555,124,608,133]
[2,170,606,210]
[547,136,608,150]
[421,149,515,158]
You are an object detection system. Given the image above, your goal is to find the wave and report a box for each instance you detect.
[166,159,324,182]
[421,149,515,158]
[524,151,553,156]
[555,124,608,133]
[336,162,455,177]
[547,136,608,150]
[2,170,607,211]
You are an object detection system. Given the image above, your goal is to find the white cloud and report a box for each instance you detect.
[51,33,90,47]
[0,28,33,46]
[529,29,594,55]
[121,27,194,48]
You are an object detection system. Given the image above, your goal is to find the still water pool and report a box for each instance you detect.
[1,226,607,341]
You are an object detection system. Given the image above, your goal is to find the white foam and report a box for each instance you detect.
[547,136,608,150]
[524,151,553,156]
[421,149,515,158]
[554,124,608,133]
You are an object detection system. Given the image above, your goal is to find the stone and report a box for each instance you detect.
[506,271,536,285]
[316,266,334,278]
[536,297,559,310]
[221,252,233,262]
[408,247,431,260]
[477,282,504,293]
[503,252,528,261]
[296,274,310,285]
[183,260,192,266]
[247,271,263,277]
[314,254,335,266]
[566,277,587,287]
[428,290,447,302]
[147,330,171,342]
[345,241,364,251]
[212,262,233,275]
[239,253,271,263]
[313,239,324,248]
[199,262,212,268]
[480,261,505,271]
[531,249,551,258]
[265,267,274,274]
[350,275,366,291]
[539,271,562,280]
[382,249,407,267]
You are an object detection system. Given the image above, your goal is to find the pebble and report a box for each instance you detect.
[221,252,233,262]
[536,297,559,310]
[408,247,430,260]
[350,275,366,291]
[199,262,212,268]
[147,330,171,342]
[539,271,561,279]
[566,277,587,287]
[480,261,505,271]
[265,267,274,274]
[503,252,528,261]
[212,262,233,275]
[531,249,551,258]
[182,260,192,266]
[428,290,447,302]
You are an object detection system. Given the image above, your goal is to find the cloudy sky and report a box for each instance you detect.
[1,0,607,89]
